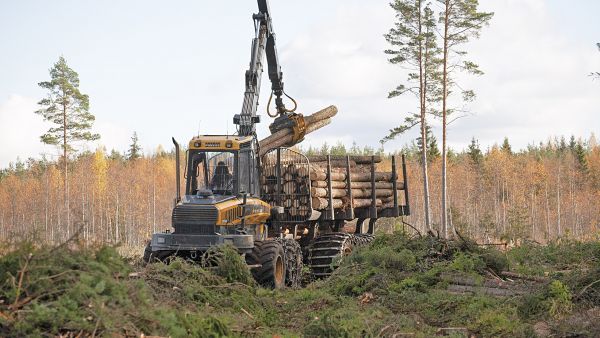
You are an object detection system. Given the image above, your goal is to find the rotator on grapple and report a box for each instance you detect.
[144,0,410,288]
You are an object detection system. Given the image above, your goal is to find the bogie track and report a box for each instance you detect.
[307,233,375,278]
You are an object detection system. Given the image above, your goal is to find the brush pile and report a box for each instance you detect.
[2,234,600,337]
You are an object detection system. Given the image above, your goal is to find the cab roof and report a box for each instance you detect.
[188,135,253,151]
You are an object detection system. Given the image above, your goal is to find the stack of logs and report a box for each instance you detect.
[261,163,312,217]
[260,155,404,217]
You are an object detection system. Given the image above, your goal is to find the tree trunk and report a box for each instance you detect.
[441,0,450,239]
[417,0,431,232]
[557,164,561,237]
[63,97,70,237]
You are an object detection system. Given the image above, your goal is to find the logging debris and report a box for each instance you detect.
[2,234,600,336]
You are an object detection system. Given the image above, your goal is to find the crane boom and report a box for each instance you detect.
[234,0,288,137]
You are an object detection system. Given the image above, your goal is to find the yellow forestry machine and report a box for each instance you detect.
[143,0,410,288]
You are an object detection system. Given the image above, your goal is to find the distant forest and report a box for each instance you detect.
[1,134,598,246]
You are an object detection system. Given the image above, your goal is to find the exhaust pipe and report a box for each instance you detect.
[172,137,181,203]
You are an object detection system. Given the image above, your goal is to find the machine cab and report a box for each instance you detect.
[185,136,259,199]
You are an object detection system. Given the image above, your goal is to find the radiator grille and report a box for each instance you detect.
[172,205,218,234]
[174,223,216,235]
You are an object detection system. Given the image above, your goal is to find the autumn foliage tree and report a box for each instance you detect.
[1,136,600,247]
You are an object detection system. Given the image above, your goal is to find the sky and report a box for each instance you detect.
[0,0,599,167]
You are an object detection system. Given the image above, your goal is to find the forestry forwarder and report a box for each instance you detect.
[143,0,410,288]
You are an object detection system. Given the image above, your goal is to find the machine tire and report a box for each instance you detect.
[142,241,153,264]
[351,233,375,246]
[143,241,175,264]
[307,233,354,278]
[246,240,286,289]
[278,238,303,288]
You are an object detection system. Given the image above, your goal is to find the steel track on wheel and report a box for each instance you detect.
[307,233,375,278]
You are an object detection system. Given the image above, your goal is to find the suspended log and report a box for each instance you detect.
[261,106,337,146]
[259,105,338,154]
[260,118,332,155]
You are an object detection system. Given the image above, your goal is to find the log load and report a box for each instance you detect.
[260,159,405,215]
[307,155,382,164]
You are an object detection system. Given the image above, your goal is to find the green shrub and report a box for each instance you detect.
[304,314,351,338]
[450,252,486,273]
[546,280,573,319]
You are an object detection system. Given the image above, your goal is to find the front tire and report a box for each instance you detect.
[142,241,153,264]
[246,240,286,289]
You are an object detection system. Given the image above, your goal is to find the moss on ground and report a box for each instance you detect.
[1,234,599,337]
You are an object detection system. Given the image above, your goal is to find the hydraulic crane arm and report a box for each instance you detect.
[234,0,299,137]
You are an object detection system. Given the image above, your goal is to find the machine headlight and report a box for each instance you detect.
[157,237,166,244]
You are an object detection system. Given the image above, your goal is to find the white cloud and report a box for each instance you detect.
[0,94,136,166]
[0,94,56,166]
[448,0,600,150]
[1,0,598,165]
[277,0,600,153]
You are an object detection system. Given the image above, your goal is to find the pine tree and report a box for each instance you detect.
[128,132,142,160]
[428,132,441,160]
[319,142,330,155]
[330,141,347,156]
[35,56,100,233]
[558,136,567,153]
[575,142,589,174]
[384,0,441,231]
[416,125,440,162]
[438,0,493,239]
[569,135,577,152]
[467,137,483,165]
[501,137,512,155]
[109,149,124,161]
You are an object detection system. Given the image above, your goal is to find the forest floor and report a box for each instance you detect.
[1,232,600,337]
